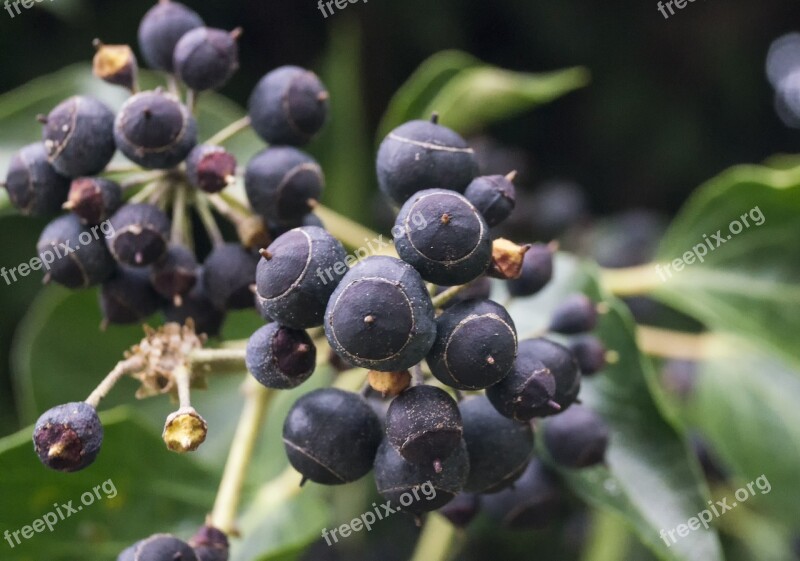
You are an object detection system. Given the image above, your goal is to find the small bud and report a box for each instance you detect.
[93,41,138,91]
[488,238,531,280]
[163,407,208,453]
[368,370,412,398]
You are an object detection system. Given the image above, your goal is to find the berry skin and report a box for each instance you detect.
[394,189,491,286]
[189,526,229,561]
[374,438,469,514]
[202,243,259,310]
[248,66,329,146]
[548,294,599,334]
[437,493,481,527]
[150,244,198,303]
[246,323,316,389]
[464,173,517,227]
[256,226,347,329]
[163,271,226,337]
[4,143,70,216]
[186,145,237,193]
[376,117,478,205]
[486,338,581,420]
[133,534,198,561]
[114,90,197,169]
[36,214,116,288]
[174,27,241,91]
[107,203,170,266]
[245,147,324,223]
[117,542,140,561]
[41,96,116,177]
[283,388,382,485]
[460,396,533,493]
[426,299,517,390]
[542,405,609,468]
[569,335,608,376]
[65,177,123,225]
[100,266,162,325]
[137,0,204,72]
[506,243,554,297]
[386,385,463,469]
[33,402,103,472]
[481,459,562,530]
[325,256,437,371]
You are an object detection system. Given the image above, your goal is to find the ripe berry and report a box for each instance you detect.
[394,189,491,286]
[460,396,533,493]
[117,542,140,561]
[137,0,204,72]
[325,256,437,371]
[202,243,259,310]
[163,271,226,337]
[283,388,382,484]
[374,438,469,514]
[256,226,347,328]
[464,172,517,227]
[186,145,237,193]
[376,116,478,205]
[548,294,599,334]
[248,65,329,146]
[41,96,116,177]
[37,214,116,288]
[542,405,609,469]
[150,244,198,303]
[434,276,491,309]
[426,299,517,390]
[33,402,103,472]
[569,335,608,376]
[246,323,316,389]
[100,266,162,325]
[189,526,229,561]
[486,338,580,420]
[64,177,122,225]
[114,90,197,169]
[174,27,241,91]
[437,493,481,527]
[507,243,554,297]
[133,534,198,561]
[107,203,170,266]
[481,459,562,530]
[4,143,70,216]
[386,385,462,469]
[245,147,324,223]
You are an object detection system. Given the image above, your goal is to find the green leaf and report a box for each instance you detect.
[652,162,800,368]
[506,256,723,561]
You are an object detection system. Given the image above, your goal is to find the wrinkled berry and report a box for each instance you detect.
[174,27,241,91]
[138,0,204,72]
[246,323,316,389]
[33,402,103,472]
[4,143,70,216]
[107,203,170,266]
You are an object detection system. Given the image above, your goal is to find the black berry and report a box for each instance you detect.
[4,143,70,216]
[426,299,517,390]
[377,117,478,205]
[33,402,103,472]
[464,173,517,227]
[202,243,259,310]
[150,244,199,303]
[246,323,316,389]
[394,188,491,286]
[542,404,609,468]
[481,459,562,530]
[65,177,122,225]
[507,243,554,297]
[186,145,237,193]
[107,203,170,266]
[163,271,226,337]
[99,266,162,325]
[133,534,198,561]
[283,388,382,484]
[174,27,241,91]
[138,0,204,72]
[569,335,608,376]
[548,294,599,334]
[188,526,229,561]
[325,256,437,371]
[248,65,329,146]
[41,96,116,177]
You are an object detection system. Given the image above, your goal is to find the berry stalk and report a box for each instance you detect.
[410,513,461,561]
[85,355,145,408]
[205,115,252,146]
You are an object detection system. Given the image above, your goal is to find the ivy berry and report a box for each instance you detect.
[33,402,103,472]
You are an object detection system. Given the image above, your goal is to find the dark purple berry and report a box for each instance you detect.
[41,96,116,177]
[99,266,162,326]
[464,173,517,227]
[569,336,607,376]
[482,459,562,530]
[283,388,382,485]
[134,534,198,561]
[174,27,240,91]
[203,243,259,310]
[542,404,609,468]
[394,188,491,286]
[325,256,436,371]
[150,244,198,303]
[256,226,347,329]
[548,294,599,334]
[33,402,103,472]
[65,177,122,225]
[114,90,197,169]
[248,66,329,146]
[246,323,316,389]
[36,214,116,288]
[460,396,533,493]
[117,542,140,561]
[138,0,204,72]
[107,203,170,266]
[189,526,229,561]
[4,143,70,216]
[507,243,554,297]
[245,147,324,223]
[186,145,237,193]
[437,493,481,527]
[426,299,517,390]
[163,271,226,337]
[377,117,478,205]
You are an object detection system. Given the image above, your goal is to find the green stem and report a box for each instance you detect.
[205,116,252,146]
[188,348,247,376]
[171,183,188,245]
[315,204,391,252]
[195,193,225,248]
[431,284,469,309]
[410,513,460,561]
[120,170,168,190]
[599,264,663,297]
